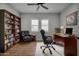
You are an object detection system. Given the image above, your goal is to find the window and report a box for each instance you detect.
[31,20,39,32]
[41,20,48,31]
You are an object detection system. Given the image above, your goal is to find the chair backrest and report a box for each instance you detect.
[40,29,47,43]
[25,31,30,36]
[21,31,30,36]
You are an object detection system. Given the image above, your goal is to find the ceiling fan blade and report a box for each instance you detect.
[27,3,38,5]
[37,5,40,11]
[41,5,48,9]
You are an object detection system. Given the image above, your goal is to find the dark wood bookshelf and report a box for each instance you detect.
[0,9,21,52]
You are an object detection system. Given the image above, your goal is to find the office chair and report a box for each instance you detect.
[40,29,56,54]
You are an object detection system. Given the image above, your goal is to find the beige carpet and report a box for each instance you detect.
[35,42,64,56]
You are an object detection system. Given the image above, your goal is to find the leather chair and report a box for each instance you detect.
[21,31,36,42]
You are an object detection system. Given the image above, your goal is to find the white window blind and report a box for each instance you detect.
[41,20,48,31]
[31,20,39,32]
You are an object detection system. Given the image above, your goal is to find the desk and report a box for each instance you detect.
[53,33,77,56]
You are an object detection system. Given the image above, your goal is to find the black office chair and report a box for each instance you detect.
[40,29,56,54]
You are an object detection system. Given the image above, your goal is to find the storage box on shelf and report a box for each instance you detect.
[0,9,21,52]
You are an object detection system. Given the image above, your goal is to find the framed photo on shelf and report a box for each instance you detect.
[66,11,77,26]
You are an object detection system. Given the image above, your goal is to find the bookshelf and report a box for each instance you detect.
[0,9,21,52]
[14,17,20,43]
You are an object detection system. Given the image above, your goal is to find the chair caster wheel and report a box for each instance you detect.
[50,52,52,54]
[43,50,45,53]
[40,47,42,49]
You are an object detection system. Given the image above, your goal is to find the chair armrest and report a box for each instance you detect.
[30,34,36,36]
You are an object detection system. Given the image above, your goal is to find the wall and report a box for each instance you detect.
[77,4,79,56]
[0,3,20,17]
[60,3,79,35]
[60,3,79,55]
[21,13,60,41]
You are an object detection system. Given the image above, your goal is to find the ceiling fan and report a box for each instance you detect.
[27,3,48,11]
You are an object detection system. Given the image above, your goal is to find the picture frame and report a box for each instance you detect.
[66,11,77,26]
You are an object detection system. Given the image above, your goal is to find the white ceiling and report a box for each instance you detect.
[9,3,70,13]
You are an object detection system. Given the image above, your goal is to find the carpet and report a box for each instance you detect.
[35,42,64,56]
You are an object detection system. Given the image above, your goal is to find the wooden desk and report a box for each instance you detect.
[53,33,77,56]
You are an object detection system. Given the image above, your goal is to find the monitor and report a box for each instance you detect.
[65,28,73,35]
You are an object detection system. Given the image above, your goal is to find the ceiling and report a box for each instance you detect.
[9,3,70,13]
